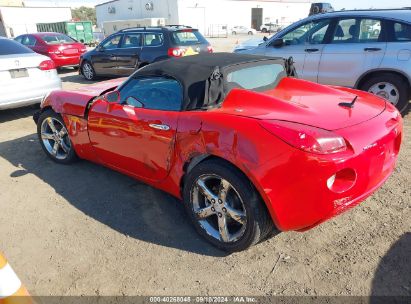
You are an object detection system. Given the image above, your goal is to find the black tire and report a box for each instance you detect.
[183,159,275,252]
[232,31,237,35]
[248,31,253,35]
[360,73,410,114]
[81,61,96,81]
[37,109,77,164]
[262,28,267,33]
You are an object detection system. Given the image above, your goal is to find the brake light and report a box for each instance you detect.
[260,120,347,154]
[39,60,56,71]
[207,45,214,53]
[168,47,186,57]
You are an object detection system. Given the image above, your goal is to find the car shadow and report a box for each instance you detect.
[0,105,38,124]
[370,232,411,303]
[0,134,227,257]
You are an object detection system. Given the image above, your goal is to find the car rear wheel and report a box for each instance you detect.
[37,110,77,164]
[183,159,274,252]
[81,61,96,80]
[361,73,409,114]
[261,28,267,33]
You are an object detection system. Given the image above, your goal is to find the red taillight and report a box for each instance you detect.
[168,47,186,57]
[39,60,56,71]
[207,45,214,53]
[260,120,347,154]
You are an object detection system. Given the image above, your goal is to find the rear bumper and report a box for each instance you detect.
[50,55,80,68]
[0,77,62,110]
[254,106,403,232]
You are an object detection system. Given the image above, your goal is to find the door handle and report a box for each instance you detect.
[305,48,319,53]
[364,48,382,52]
[149,124,170,131]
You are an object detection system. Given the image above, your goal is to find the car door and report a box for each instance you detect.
[116,32,143,76]
[264,18,332,82]
[139,32,165,63]
[87,76,182,182]
[92,34,123,75]
[318,18,387,87]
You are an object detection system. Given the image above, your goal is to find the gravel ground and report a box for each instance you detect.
[0,36,410,298]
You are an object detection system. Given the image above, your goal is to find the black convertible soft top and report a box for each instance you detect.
[133,53,296,111]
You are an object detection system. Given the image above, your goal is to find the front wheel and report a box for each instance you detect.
[360,73,409,114]
[248,31,254,35]
[232,31,237,35]
[37,110,77,164]
[183,159,274,252]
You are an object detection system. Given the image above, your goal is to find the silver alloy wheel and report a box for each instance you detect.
[368,82,400,105]
[82,62,94,80]
[40,117,71,160]
[191,174,247,243]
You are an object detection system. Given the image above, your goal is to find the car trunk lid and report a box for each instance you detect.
[0,53,52,85]
[49,43,86,57]
[220,78,386,130]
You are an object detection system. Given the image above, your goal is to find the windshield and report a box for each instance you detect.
[0,39,33,55]
[226,63,286,92]
[171,30,208,45]
[42,34,76,45]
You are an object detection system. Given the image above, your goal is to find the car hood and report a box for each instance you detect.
[233,38,264,52]
[220,77,386,131]
[72,78,126,96]
[44,78,126,117]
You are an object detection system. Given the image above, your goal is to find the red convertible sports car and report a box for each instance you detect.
[33,53,403,252]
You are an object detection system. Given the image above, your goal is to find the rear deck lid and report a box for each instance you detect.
[220,78,386,130]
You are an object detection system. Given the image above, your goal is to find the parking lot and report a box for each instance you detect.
[0,36,410,297]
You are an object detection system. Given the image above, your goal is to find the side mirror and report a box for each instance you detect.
[104,91,120,103]
[263,36,268,42]
[271,38,284,48]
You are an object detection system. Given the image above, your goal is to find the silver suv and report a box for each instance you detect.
[241,9,411,113]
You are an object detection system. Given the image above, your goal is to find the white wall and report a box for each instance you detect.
[96,0,179,30]
[178,0,312,35]
[0,6,72,37]
[95,0,312,36]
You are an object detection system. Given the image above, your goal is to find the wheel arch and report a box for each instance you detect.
[180,154,256,194]
[355,69,411,95]
[179,153,276,227]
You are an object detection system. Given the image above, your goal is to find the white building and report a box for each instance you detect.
[96,0,313,36]
[23,0,107,8]
[0,6,72,37]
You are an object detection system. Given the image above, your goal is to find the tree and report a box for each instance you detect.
[71,6,96,25]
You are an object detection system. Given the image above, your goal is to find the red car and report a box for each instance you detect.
[15,32,87,68]
[33,53,403,252]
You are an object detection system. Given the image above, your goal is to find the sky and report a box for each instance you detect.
[22,0,411,9]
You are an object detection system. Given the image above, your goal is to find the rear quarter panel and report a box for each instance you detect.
[377,40,411,84]
[159,110,294,228]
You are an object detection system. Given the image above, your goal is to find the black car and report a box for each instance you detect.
[79,25,213,80]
